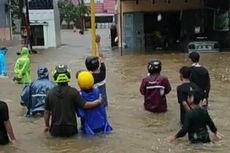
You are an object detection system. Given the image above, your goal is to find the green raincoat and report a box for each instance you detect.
[14,47,31,84]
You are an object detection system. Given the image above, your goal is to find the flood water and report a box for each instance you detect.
[1,30,230,153]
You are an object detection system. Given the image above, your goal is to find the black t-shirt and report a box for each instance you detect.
[45,85,85,136]
[177,82,201,124]
[92,63,106,84]
[176,107,217,143]
[0,101,9,145]
[190,66,210,98]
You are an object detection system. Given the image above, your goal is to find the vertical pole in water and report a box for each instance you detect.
[120,0,123,56]
[90,0,96,56]
[25,0,33,51]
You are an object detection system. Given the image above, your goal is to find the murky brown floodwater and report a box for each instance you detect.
[1,30,230,153]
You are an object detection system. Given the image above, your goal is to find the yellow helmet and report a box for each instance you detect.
[77,71,94,90]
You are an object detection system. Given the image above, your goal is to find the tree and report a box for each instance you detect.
[58,0,89,31]
[9,0,20,32]
[58,0,75,28]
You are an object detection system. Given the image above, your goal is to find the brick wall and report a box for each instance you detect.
[82,0,115,14]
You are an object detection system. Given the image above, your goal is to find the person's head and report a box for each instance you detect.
[85,56,100,72]
[20,47,29,56]
[188,51,200,63]
[52,64,71,84]
[188,89,203,105]
[77,71,94,91]
[37,66,49,79]
[147,59,162,74]
[0,47,7,55]
[179,66,191,81]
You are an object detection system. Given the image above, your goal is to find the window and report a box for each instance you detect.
[95,0,104,3]
[29,0,53,9]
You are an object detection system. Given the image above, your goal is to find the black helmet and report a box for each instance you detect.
[147,59,161,74]
[85,56,99,71]
[52,64,71,83]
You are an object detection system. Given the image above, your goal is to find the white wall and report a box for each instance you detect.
[29,9,61,48]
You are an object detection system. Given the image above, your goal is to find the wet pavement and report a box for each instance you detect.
[0,29,230,153]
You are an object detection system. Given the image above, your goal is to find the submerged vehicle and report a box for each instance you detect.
[187,36,220,53]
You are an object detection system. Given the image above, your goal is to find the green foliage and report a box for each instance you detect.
[9,0,20,32]
[58,0,89,27]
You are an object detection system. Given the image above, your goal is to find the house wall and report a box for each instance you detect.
[0,0,11,40]
[121,0,203,13]
[29,9,61,48]
[117,0,204,49]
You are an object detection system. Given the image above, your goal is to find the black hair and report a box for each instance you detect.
[76,70,84,79]
[188,89,203,104]
[189,52,200,63]
[179,66,191,79]
[84,88,94,93]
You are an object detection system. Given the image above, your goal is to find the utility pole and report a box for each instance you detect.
[90,0,96,56]
[24,0,34,53]
[19,0,36,53]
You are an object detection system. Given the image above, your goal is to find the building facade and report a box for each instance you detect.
[73,0,116,28]
[0,0,12,41]
[27,0,61,48]
[117,0,230,50]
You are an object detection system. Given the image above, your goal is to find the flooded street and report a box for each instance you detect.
[1,29,230,153]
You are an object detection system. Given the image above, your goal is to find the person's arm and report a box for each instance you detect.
[177,87,191,111]
[44,93,51,132]
[20,59,30,77]
[13,59,21,79]
[182,102,191,112]
[164,78,171,95]
[97,42,104,60]
[96,35,104,62]
[206,111,217,134]
[168,112,190,142]
[4,120,16,142]
[140,79,147,95]
[205,71,211,99]
[206,111,223,140]
[44,111,50,132]
[83,97,102,109]
[2,103,16,143]
[74,89,102,109]
[175,113,190,138]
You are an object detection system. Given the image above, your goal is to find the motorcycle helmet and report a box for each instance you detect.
[77,71,94,90]
[53,64,71,83]
[147,59,162,74]
[85,56,100,71]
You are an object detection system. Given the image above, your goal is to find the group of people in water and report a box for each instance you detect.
[1,35,112,145]
[140,51,223,143]
[0,34,223,146]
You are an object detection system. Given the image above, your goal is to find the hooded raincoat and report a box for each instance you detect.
[20,66,55,117]
[0,49,7,76]
[14,47,31,84]
[77,87,112,135]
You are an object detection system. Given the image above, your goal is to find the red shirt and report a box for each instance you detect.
[140,74,171,113]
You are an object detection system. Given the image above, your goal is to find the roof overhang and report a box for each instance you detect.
[120,0,155,4]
